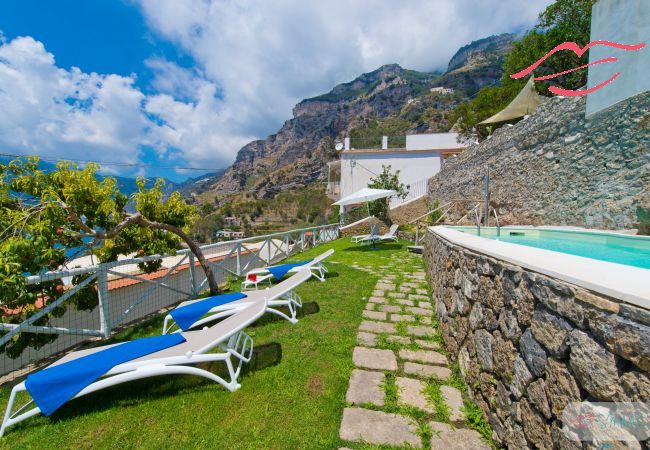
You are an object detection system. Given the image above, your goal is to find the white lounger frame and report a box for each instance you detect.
[0,299,266,437]
[245,249,334,282]
[350,224,380,243]
[161,269,312,334]
[357,224,399,244]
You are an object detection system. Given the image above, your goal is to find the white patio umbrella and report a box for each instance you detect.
[333,188,396,216]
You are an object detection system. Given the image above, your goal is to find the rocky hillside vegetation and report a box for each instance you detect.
[189,33,515,201]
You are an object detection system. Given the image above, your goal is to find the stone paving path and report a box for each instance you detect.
[340,254,490,449]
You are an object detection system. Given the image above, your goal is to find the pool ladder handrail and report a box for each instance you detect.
[473,206,481,236]
[490,207,501,238]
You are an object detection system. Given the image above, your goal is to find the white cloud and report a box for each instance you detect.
[0,36,150,168]
[0,2,554,174]
[136,0,553,143]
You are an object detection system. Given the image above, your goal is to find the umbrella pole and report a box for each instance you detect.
[366,201,378,250]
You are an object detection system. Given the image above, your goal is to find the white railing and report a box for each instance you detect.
[0,223,339,381]
[390,177,430,209]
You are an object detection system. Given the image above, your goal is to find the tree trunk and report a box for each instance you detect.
[134,216,220,295]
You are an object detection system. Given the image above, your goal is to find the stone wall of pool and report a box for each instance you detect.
[423,228,650,449]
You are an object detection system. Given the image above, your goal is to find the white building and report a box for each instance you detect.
[326,133,465,205]
[430,87,454,95]
[215,230,245,240]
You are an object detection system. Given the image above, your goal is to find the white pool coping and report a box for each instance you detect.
[430,226,650,310]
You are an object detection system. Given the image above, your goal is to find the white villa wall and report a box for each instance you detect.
[586,0,650,116]
[340,151,442,199]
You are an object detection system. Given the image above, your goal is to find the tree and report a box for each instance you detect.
[367,165,407,222]
[0,158,219,357]
[502,0,593,93]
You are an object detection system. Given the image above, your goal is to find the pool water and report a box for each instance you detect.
[453,227,650,270]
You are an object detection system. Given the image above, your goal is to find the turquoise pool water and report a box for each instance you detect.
[453,227,650,270]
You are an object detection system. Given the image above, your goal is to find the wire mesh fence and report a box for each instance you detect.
[0,223,339,384]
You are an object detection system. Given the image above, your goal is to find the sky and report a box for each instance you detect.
[0,0,553,182]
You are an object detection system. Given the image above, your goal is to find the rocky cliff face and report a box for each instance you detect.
[200,34,515,200]
[446,33,516,73]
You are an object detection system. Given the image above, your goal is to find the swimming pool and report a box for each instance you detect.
[451,226,650,270]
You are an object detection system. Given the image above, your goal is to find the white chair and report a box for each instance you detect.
[241,272,274,290]
[0,299,267,437]
[245,249,334,283]
[357,224,399,244]
[351,223,380,243]
[162,269,312,334]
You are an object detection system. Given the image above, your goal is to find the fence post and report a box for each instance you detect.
[266,238,272,264]
[300,232,305,251]
[97,265,111,338]
[188,252,198,296]
[284,234,289,257]
[236,243,242,276]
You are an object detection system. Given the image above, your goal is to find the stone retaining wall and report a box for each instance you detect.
[427,91,650,231]
[389,196,429,225]
[340,217,387,237]
[423,229,650,449]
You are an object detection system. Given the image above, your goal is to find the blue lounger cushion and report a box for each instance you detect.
[25,333,187,416]
[266,259,313,280]
[170,292,247,331]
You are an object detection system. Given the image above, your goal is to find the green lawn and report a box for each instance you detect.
[0,238,424,449]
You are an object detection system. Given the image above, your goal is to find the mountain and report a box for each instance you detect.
[195,33,516,200]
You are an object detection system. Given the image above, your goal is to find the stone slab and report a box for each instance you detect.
[429,423,491,450]
[346,369,385,406]
[399,286,413,293]
[440,385,464,424]
[415,339,440,350]
[401,282,419,288]
[397,377,434,412]
[357,331,377,347]
[340,407,421,448]
[406,325,435,337]
[419,301,433,309]
[364,303,375,311]
[353,347,398,371]
[376,283,396,290]
[419,317,432,325]
[371,290,384,297]
[409,294,430,301]
[359,321,397,334]
[380,305,402,313]
[387,335,411,345]
[387,292,406,299]
[406,306,433,316]
[391,313,416,323]
[404,362,452,379]
[363,310,387,321]
[368,296,386,304]
[397,299,415,306]
[415,289,429,295]
[399,349,448,366]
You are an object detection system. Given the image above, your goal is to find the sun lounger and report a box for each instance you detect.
[357,224,399,244]
[351,223,380,243]
[0,298,267,437]
[245,249,334,283]
[162,269,312,334]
